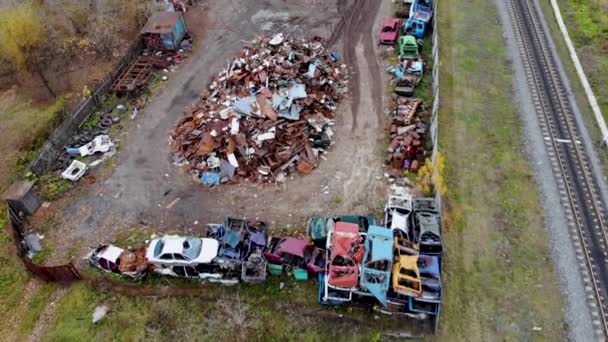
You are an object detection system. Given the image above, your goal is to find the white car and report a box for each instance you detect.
[384,193,413,239]
[146,235,235,283]
[147,235,219,266]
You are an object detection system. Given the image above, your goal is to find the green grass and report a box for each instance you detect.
[18,283,58,337]
[438,0,567,340]
[0,210,33,336]
[0,95,64,191]
[41,278,388,341]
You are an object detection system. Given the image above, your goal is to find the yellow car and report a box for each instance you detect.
[392,254,422,297]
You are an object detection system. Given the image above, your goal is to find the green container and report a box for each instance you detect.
[268,263,283,276]
[293,268,308,281]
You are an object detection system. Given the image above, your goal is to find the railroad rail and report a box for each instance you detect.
[507,0,608,339]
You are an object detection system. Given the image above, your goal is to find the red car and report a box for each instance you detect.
[326,222,364,289]
[264,237,326,274]
[378,18,401,45]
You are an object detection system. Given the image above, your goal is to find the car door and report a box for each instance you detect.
[172,253,188,266]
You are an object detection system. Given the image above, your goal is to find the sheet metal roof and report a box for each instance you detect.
[142,12,182,34]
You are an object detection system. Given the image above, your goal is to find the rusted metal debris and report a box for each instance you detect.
[111,52,183,94]
[111,57,154,93]
[170,34,348,185]
[386,97,428,176]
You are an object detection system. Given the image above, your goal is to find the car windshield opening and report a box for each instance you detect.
[183,238,202,259]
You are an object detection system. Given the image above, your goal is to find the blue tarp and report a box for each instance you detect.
[201,172,220,186]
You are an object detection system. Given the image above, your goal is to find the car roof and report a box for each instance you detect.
[159,235,188,254]
[277,237,308,257]
[98,245,124,262]
[397,254,419,269]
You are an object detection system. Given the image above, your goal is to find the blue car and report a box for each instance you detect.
[359,225,393,306]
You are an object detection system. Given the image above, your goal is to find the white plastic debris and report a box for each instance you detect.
[207,155,220,169]
[269,33,284,46]
[230,117,240,135]
[227,153,239,168]
[77,135,114,157]
[61,160,87,181]
[92,305,109,323]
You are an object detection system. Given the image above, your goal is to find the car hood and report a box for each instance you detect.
[193,238,219,263]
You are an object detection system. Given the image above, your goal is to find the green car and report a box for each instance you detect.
[307,215,377,248]
[398,35,419,60]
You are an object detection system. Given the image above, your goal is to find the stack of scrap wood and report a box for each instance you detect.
[170,33,348,185]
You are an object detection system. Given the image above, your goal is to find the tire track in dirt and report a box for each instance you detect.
[340,0,382,131]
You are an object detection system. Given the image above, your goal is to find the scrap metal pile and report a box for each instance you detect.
[170,33,348,185]
[386,97,428,176]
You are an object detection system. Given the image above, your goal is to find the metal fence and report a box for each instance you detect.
[6,201,82,283]
[29,37,145,175]
[430,0,441,211]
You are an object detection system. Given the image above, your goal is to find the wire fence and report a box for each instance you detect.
[29,37,145,175]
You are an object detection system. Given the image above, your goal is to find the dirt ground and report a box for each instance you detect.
[43,0,389,261]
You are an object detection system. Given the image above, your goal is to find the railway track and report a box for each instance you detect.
[508,0,608,339]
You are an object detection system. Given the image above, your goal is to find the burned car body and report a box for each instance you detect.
[359,226,393,306]
[87,244,147,279]
[413,197,442,255]
[408,254,441,315]
[241,222,268,283]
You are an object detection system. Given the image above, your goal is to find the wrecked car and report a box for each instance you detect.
[378,18,400,45]
[264,237,325,276]
[391,254,422,297]
[384,192,413,238]
[394,75,421,97]
[66,135,114,157]
[325,222,364,300]
[413,197,442,255]
[398,35,419,60]
[416,254,441,303]
[207,217,247,263]
[409,253,441,317]
[308,215,377,248]
[359,226,393,306]
[241,222,268,283]
[87,244,147,279]
[146,235,234,283]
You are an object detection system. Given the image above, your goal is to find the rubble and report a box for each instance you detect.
[170,34,348,185]
[386,97,427,176]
